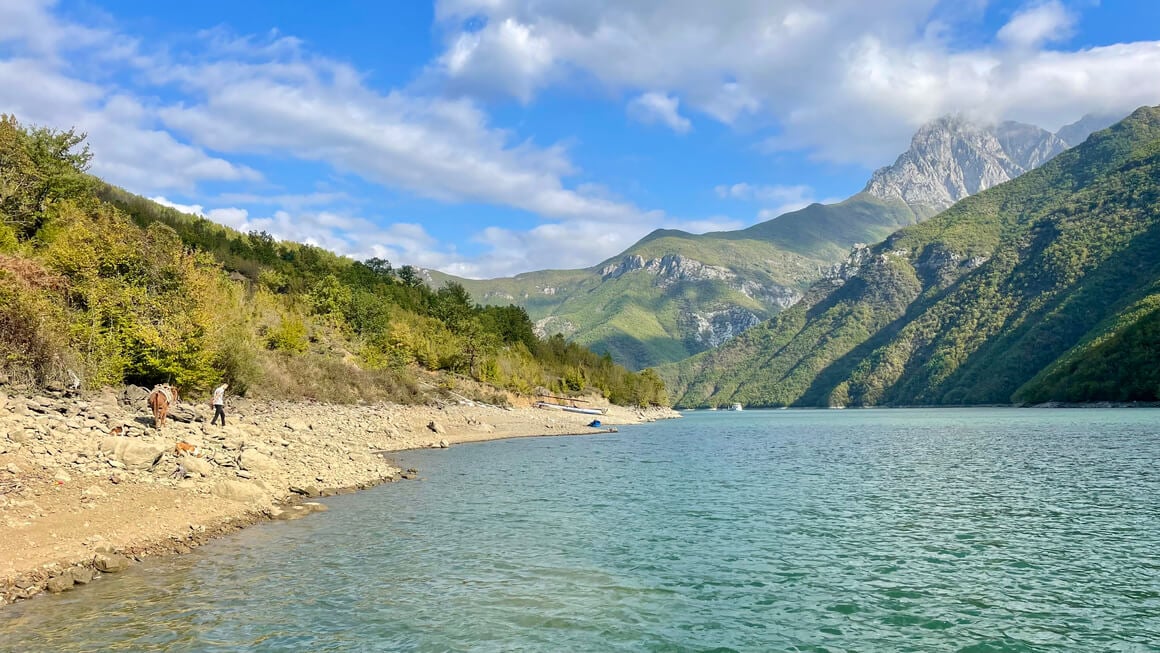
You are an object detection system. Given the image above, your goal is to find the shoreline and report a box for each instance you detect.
[0,387,678,605]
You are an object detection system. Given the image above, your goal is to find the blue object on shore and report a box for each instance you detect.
[588,420,602,428]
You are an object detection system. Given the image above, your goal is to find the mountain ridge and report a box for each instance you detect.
[427,113,1117,370]
[660,106,1160,407]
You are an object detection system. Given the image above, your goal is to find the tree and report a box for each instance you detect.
[397,265,423,288]
[432,282,475,333]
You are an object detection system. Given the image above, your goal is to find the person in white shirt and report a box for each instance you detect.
[211,383,229,426]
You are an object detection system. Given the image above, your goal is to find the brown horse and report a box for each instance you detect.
[148,384,180,430]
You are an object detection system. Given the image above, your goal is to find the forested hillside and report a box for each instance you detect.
[435,115,1107,371]
[431,195,918,370]
[662,106,1160,407]
[0,115,665,405]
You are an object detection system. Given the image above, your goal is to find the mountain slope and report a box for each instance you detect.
[662,106,1160,407]
[434,115,1110,371]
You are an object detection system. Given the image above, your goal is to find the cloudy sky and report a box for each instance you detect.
[2,0,1158,278]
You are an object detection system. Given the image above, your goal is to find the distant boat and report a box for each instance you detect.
[533,401,606,416]
[731,403,743,411]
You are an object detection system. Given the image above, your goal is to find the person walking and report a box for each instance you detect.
[211,383,229,426]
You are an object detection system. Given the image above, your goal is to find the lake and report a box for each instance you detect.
[2,408,1159,652]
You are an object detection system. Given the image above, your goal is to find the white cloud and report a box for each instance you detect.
[433,0,1160,165]
[997,1,1075,49]
[715,183,813,203]
[0,1,668,278]
[627,92,691,133]
[0,6,258,193]
[150,196,206,216]
[715,183,831,222]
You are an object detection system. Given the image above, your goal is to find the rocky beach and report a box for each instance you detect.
[0,386,677,605]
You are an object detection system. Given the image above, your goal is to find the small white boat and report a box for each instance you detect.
[533,401,606,416]
[731,403,743,411]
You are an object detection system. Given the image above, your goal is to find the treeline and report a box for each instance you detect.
[0,115,666,406]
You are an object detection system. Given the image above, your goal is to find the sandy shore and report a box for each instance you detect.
[0,387,677,605]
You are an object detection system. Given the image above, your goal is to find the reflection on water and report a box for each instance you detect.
[3,408,1160,652]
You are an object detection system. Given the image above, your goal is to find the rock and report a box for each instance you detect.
[93,552,132,573]
[239,449,279,475]
[289,485,321,498]
[211,480,268,504]
[45,575,75,593]
[122,385,149,405]
[283,419,309,432]
[82,484,108,499]
[271,501,329,521]
[182,457,213,477]
[167,404,199,423]
[70,567,94,584]
[235,470,252,479]
[427,420,445,434]
[864,116,1070,214]
[98,437,168,470]
[53,470,72,483]
[5,463,21,474]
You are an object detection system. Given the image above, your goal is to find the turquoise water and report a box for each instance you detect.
[3,408,1160,652]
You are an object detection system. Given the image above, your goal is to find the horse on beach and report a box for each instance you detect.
[148,384,179,430]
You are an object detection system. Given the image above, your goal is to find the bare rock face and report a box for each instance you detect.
[864,116,1068,215]
[681,308,764,348]
[864,113,1117,216]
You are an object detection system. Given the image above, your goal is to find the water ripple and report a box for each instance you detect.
[3,408,1160,652]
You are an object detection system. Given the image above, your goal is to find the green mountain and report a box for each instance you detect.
[429,195,918,370]
[661,106,1160,407]
[436,115,1107,371]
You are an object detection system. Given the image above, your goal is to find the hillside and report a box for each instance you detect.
[661,106,1160,407]
[0,115,665,406]
[440,115,1110,371]
[432,193,916,370]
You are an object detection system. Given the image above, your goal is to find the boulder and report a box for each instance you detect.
[167,404,200,423]
[211,479,268,504]
[70,567,94,584]
[239,450,279,475]
[427,420,445,434]
[289,485,321,498]
[45,575,75,593]
[93,552,132,573]
[99,437,168,470]
[122,385,149,404]
[181,457,213,477]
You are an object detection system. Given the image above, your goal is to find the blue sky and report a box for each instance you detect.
[2,0,1158,278]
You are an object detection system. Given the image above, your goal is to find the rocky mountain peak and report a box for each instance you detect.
[863,115,1068,215]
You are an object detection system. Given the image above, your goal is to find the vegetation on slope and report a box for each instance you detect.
[433,195,918,370]
[0,115,666,406]
[662,106,1160,407]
